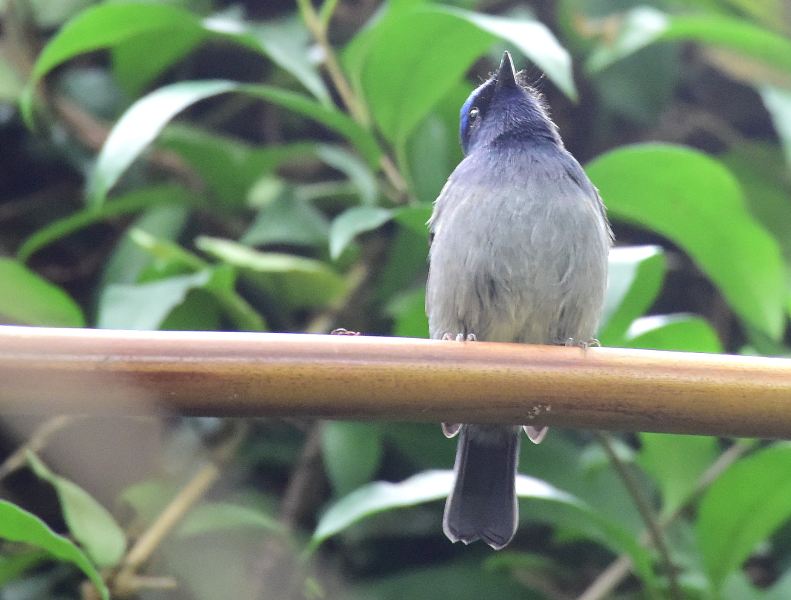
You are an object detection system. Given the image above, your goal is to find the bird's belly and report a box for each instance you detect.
[427,203,607,344]
[468,242,589,344]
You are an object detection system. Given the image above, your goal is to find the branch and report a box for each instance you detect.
[111,424,247,597]
[596,432,682,600]
[578,440,752,600]
[1,326,791,438]
[0,416,76,481]
[296,0,408,196]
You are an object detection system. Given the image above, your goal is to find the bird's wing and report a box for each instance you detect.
[556,149,614,244]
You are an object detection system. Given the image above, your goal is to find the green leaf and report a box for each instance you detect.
[119,478,181,524]
[314,144,379,205]
[0,550,49,589]
[196,236,346,309]
[403,83,469,202]
[322,423,383,497]
[449,8,577,99]
[483,550,557,574]
[21,2,200,123]
[760,86,791,170]
[375,215,430,303]
[86,80,381,206]
[349,559,528,600]
[310,470,650,573]
[766,569,791,600]
[0,499,109,600]
[129,228,207,273]
[111,27,202,97]
[18,185,189,262]
[160,126,316,207]
[599,245,666,346]
[97,270,213,330]
[587,143,786,339]
[719,571,764,600]
[85,79,236,207]
[103,240,265,332]
[22,2,333,122]
[587,7,791,85]
[202,265,267,332]
[624,314,723,353]
[385,287,429,338]
[393,204,433,237]
[101,204,190,288]
[27,2,174,62]
[358,5,575,142]
[159,289,223,331]
[0,259,85,327]
[176,502,284,538]
[589,38,680,127]
[637,433,719,517]
[27,453,125,568]
[329,206,393,260]
[720,143,791,271]
[242,190,329,248]
[245,15,331,105]
[311,470,561,548]
[697,443,791,590]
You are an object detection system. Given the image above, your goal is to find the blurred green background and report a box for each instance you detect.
[1,0,791,598]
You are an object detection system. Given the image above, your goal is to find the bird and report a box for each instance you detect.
[425,51,613,550]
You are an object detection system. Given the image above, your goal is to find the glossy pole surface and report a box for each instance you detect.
[1,326,790,438]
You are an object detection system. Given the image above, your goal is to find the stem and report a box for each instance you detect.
[112,424,247,597]
[594,433,680,600]
[296,0,368,124]
[319,0,340,27]
[579,440,751,600]
[380,155,409,196]
[296,0,409,196]
[0,416,76,482]
[114,463,220,596]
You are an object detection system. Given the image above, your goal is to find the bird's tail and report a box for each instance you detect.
[443,425,520,550]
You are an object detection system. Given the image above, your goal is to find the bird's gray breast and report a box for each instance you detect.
[426,146,610,344]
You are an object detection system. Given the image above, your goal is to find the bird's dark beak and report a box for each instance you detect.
[495,51,518,90]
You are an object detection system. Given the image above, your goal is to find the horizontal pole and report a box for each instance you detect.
[1,325,790,438]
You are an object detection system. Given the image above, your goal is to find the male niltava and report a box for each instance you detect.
[426,51,613,550]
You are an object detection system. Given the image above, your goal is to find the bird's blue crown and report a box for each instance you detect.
[459,52,560,155]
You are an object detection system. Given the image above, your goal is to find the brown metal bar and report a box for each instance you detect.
[0,325,789,438]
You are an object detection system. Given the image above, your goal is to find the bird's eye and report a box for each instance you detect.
[468,107,480,122]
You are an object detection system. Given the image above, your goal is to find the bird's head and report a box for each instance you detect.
[459,51,560,155]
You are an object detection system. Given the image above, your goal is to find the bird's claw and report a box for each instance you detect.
[331,328,361,336]
[442,423,462,438]
[523,425,549,444]
[442,332,477,342]
[563,337,600,349]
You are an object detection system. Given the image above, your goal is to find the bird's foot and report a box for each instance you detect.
[439,334,473,438]
[441,332,477,342]
[331,328,361,336]
[442,423,462,438]
[523,425,549,445]
[563,337,600,349]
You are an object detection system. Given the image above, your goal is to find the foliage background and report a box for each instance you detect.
[1,0,791,598]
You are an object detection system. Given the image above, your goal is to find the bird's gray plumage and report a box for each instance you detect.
[426,52,612,550]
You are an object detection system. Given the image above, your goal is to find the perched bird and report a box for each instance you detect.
[426,51,613,550]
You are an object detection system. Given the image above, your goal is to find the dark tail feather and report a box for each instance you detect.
[443,425,520,550]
